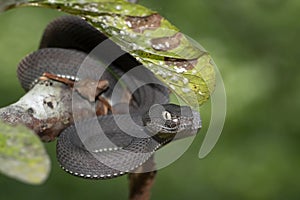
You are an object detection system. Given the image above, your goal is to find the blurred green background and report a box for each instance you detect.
[0,0,299,199]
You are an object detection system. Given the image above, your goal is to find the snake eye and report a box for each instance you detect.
[162,111,172,120]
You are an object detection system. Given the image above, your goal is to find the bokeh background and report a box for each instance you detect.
[0,0,299,199]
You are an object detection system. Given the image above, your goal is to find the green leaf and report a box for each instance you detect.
[3,0,216,108]
[0,121,50,185]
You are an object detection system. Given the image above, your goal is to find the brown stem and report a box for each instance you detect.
[127,0,139,3]
[128,156,157,200]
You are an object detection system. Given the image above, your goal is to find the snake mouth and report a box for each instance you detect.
[158,124,178,132]
[144,121,178,136]
[145,118,197,142]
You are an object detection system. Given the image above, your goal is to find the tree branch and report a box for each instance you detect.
[129,156,157,200]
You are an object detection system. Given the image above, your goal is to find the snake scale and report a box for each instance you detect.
[17,15,201,179]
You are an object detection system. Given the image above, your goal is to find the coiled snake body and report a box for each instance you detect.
[17,16,201,179]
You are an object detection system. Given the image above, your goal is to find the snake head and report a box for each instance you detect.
[143,104,201,142]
